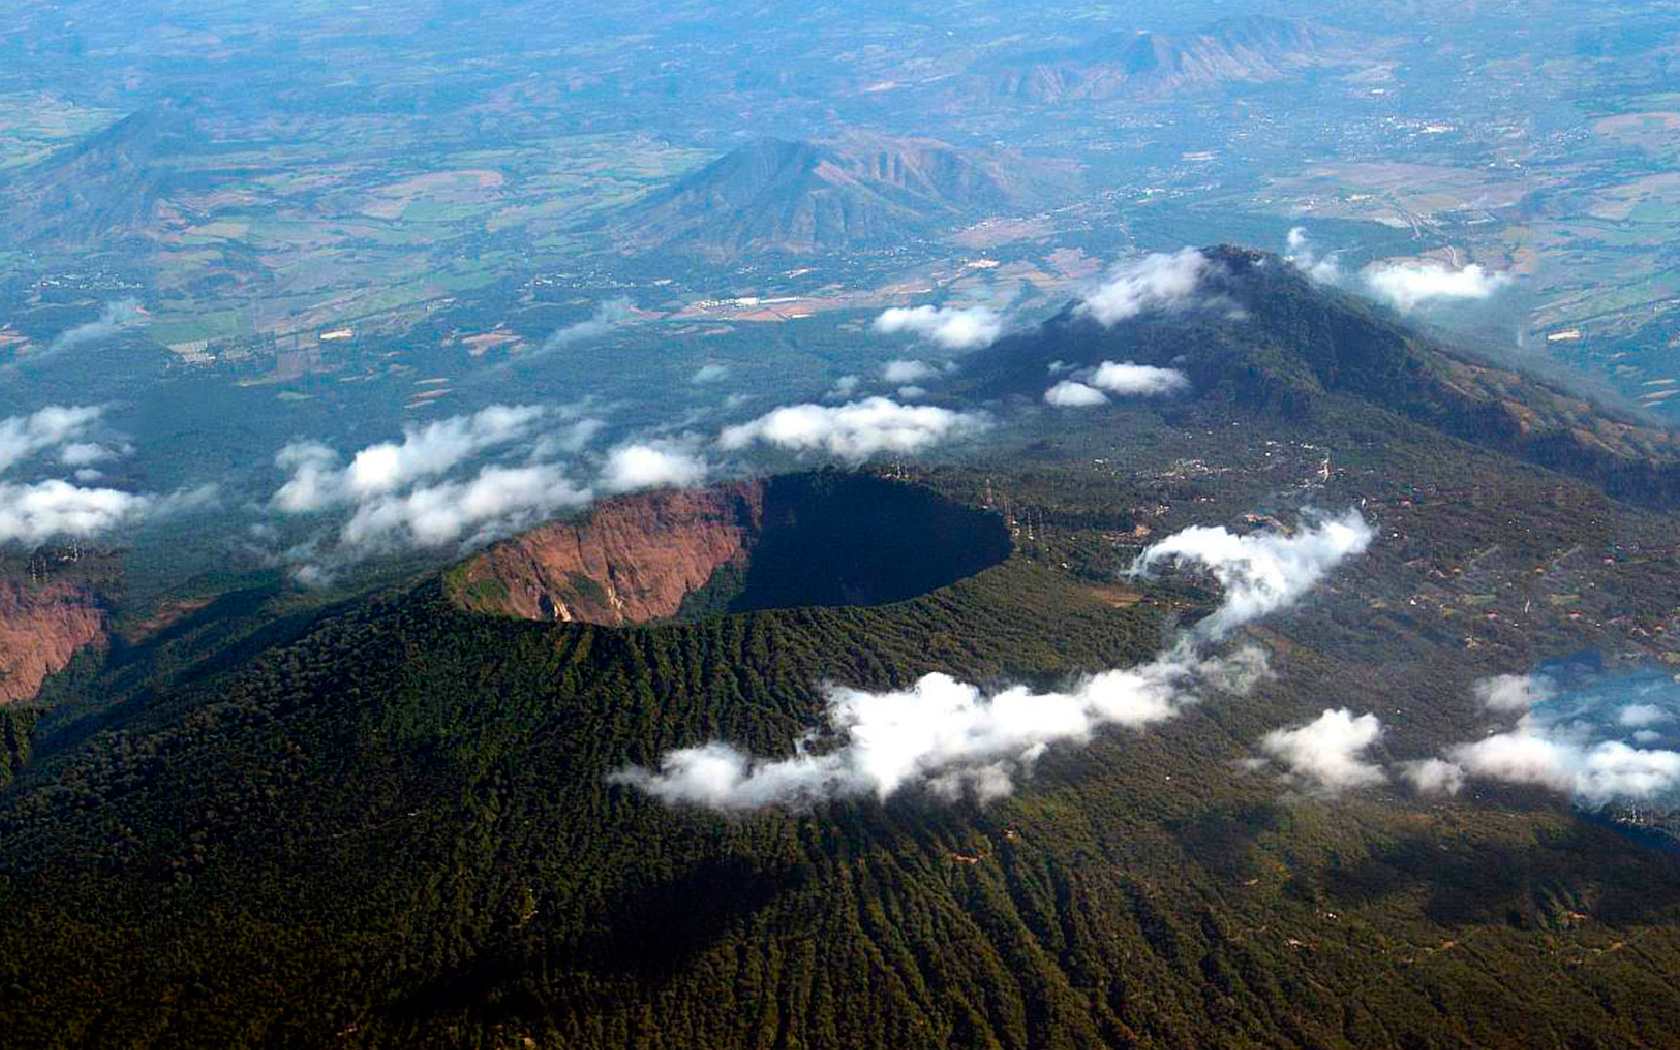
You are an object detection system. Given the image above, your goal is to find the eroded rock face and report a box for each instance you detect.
[453,482,765,625]
[0,579,106,705]
[452,473,1011,627]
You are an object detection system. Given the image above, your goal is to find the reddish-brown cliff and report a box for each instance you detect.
[0,579,107,705]
[452,481,766,626]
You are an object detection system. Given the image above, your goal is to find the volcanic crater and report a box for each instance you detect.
[450,472,1011,626]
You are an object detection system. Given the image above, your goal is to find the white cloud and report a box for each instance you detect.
[718,397,990,464]
[600,441,708,493]
[1078,249,1208,326]
[153,483,222,517]
[615,511,1371,812]
[1129,510,1375,639]
[1088,360,1189,397]
[1363,260,1512,313]
[1408,679,1680,810]
[1474,673,1555,713]
[882,359,937,384]
[874,305,1003,351]
[1044,381,1109,408]
[692,363,730,384]
[59,442,115,467]
[273,405,545,513]
[1437,724,1680,809]
[0,406,105,475]
[1400,757,1467,796]
[1258,708,1387,792]
[269,406,608,581]
[339,464,591,555]
[0,406,159,545]
[613,646,1270,812]
[1620,704,1668,727]
[2,300,150,374]
[0,479,150,545]
[826,375,861,400]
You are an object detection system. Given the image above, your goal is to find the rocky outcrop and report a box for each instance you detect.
[0,579,106,705]
[453,482,765,626]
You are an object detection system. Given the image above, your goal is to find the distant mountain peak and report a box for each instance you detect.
[1,104,198,248]
[615,134,1053,259]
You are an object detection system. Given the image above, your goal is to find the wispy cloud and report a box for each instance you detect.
[0,406,105,474]
[273,406,546,514]
[334,464,591,556]
[539,298,637,353]
[1284,228,1343,284]
[1475,672,1555,713]
[1129,511,1374,640]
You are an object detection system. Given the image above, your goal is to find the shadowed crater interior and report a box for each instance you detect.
[449,471,1011,626]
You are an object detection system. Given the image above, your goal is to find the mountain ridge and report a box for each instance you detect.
[962,244,1680,511]
[985,16,1364,103]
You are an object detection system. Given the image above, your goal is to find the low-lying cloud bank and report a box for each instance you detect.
[274,406,547,514]
[0,478,152,546]
[718,397,990,464]
[613,511,1372,812]
[1363,260,1512,313]
[1078,248,1210,326]
[268,389,994,581]
[874,305,1003,351]
[271,404,627,581]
